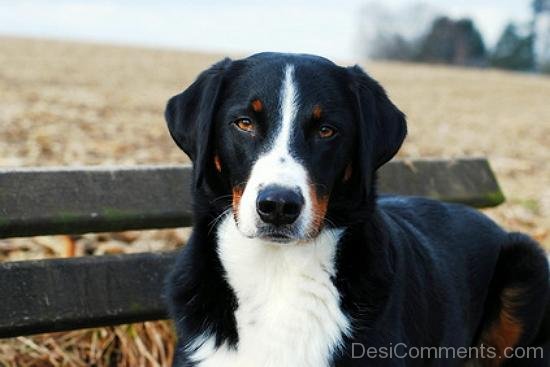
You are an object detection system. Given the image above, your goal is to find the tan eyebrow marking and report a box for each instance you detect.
[214,154,222,172]
[251,99,263,113]
[312,105,323,120]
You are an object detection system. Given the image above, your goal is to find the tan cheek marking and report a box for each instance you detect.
[214,154,222,172]
[251,99,263,113]
[479,288,524,367]
[312,105,323,120]
[232,186,244,221]
[343,163,352,182]
[308,183,329,236]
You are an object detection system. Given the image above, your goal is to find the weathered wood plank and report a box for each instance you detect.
[0,158,504,238]
[0,252,175,338]
[0,165,193,238]
[378,158,505,207]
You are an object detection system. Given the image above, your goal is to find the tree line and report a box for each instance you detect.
[368,0,550,74]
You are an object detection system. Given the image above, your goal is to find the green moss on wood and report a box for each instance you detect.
[54,212,81,222]
[102,208,133,221]
[484,190,506,206]
[129,302,146,312]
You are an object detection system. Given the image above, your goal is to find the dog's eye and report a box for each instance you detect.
[318,125,337,139]
[234,118,255,133]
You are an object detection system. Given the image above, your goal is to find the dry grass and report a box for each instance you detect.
[0,36,549,366]
[0,322,175,367]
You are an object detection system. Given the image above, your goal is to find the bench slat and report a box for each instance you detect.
[378,158,505,207]
[0,165,194,238]
[0,252,174,338]
[0,158,504,238]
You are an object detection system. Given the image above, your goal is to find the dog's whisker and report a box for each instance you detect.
[207,206,232,236]
[210,194,234,204]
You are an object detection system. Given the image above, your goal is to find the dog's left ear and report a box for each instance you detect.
[347,65,407,170]
[165,58,232,189]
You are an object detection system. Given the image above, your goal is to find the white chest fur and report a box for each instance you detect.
[187,216,350,367]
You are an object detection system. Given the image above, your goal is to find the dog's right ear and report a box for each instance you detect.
[345,65,407,207]
[165,58,232,188]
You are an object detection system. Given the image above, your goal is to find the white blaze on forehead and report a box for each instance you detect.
[235,64,314,239]
[276,64,298,153]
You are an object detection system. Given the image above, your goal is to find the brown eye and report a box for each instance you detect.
[234,118,255,133]
[318,125,336,139]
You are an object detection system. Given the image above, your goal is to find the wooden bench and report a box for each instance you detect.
[0,158,505,338]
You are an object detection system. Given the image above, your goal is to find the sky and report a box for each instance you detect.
[0,0,534,62]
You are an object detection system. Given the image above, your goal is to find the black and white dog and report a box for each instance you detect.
[164,53,550,366]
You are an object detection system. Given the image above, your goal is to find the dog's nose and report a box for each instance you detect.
[256,185,304,225]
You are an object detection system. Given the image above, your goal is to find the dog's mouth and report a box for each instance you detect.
[256,226,297,244]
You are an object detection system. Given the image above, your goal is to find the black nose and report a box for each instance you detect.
[256,185,304,225]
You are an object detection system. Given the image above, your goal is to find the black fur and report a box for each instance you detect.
[164,53,550,366]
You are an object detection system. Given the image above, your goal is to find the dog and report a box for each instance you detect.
[164,53,550,366]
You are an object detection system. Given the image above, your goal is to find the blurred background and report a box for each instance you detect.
[0,0,549,366]
[2,0,550,69]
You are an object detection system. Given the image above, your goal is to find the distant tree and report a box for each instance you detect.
[416,16,487,66]
[541,62,550,73]
[369,33,416,61]
[533,0,550,14]
[359,2,437,61]
[533,0,550,71]
[491,23,536,71]
[415,17,455,63]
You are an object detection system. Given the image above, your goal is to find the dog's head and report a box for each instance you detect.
[166,53,406,244]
